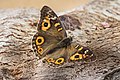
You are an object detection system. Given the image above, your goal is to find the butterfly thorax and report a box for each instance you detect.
[57,37,72,48]
[45,37,72,55]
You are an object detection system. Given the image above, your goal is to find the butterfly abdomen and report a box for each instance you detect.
[45,37,72,55]
[57,37,72,48]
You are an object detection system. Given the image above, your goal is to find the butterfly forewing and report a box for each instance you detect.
[32,31,61,58]
[37,6,67,40]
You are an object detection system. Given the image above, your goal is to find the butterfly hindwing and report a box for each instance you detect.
[43,48,67,65]
[41,42,93,65]
[67,43,93,62]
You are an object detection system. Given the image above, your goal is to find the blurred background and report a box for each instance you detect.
[0,0,90,12]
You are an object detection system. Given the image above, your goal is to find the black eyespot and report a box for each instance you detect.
[75,55,79,58]
[38,48,42,51]
[38,39,42,43]
[44,22,48,27]
[57,59,62,62]
[55,58,64,65]
[36,36,44,45]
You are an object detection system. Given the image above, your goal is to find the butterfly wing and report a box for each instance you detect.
[32,6,94,65]
[32,31,61,59]
[37,6,67,40]
[41,42,93,65]
[43,48,68,65]
[67,43,93,61]
[32,6,67,59]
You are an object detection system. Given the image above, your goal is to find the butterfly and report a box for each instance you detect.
[32,6,93,65]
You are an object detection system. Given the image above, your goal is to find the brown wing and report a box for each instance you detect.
[67,42,94,61]
[32,31,60,59]
[32,6,67,59]
[42,48,67,65]
[37,6,67,40]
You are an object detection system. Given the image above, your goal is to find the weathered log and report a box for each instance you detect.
[0,0,120,80]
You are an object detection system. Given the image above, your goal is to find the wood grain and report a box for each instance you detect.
[0,0,120,80]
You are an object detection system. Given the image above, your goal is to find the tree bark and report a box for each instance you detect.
[0,0,120,80]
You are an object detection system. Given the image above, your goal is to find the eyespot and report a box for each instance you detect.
[36,36,44,45]
[47,58,55,63]
[37,47,43,55]
[55,58,64,65]
[70,53,83,61]
[41,19,51,31]
[44,22,48,27]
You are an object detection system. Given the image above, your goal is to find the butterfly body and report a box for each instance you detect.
[32,6,93,65]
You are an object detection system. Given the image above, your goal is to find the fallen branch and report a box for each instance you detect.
[0,0,120,80]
